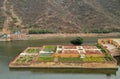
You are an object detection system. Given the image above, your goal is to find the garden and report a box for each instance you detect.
[83,57,105,62]
[38,57,54,62]
[40,53,53,57]
[43,45,57,52]
[63,46,77,49]
[83,46,98,49]
[13,45,114,65]
[58,57,106,63]
[63,50,79,54]
[26,48,40,53]
[15,56,34,64]
[96,44,113,61]
[58,57,83,63]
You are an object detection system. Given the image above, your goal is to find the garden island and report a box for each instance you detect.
[9,38,119,69]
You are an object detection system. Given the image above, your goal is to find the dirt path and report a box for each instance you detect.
[10,5,24,28]
[2,0,12,33]
[1,0,24,33]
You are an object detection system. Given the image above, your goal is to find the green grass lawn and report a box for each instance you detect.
[16,56,33,63]
[43,45,57,52]
[59,57,105,63]
[58,57,83,63]
[26,48,40,53]
[38,57,54,62]
[40,53,53,57]
[83,57,105,62]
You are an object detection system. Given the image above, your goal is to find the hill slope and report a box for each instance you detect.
[0,0,120,33]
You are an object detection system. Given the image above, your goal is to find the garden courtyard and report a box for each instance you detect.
[9,45,117,69]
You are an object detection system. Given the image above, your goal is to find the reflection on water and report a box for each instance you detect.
[115,56,120,65]
[10,68,118,75]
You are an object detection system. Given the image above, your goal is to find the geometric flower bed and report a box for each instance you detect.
[43,45,57,52]
[11,45,115,65]
[58,57,83,63]
[40,53,53,57]
[63,46,77,49]
[85,50,105,57]
[63,50,79,54]
[20,47,40,56]
[26,48,40,53]
[83,46,98,49]
[83,57,105,62]
[38,57,54,62]
[15,56,34,64]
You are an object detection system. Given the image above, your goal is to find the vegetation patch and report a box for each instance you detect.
[83,57,105,62]
[96,44,113,61]
[91,29,112,33]
[40,53,53,57]
[43,45,57,52]
[26,48,40,53]
[58,57,83,63]
[29,29,54,34]
[16,56,33,63]
[38,57,54,62]
[70,37,83,45]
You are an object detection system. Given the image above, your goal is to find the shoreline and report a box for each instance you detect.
[0,33,120,41]
[26,33,120,40]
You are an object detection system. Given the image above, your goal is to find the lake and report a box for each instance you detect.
[0,37,120,79]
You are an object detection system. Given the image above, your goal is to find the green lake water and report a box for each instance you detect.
[0,37,120,79]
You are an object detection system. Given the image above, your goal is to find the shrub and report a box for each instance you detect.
[29,29,53,34]
[71,37,83,45]
[91,29,112,33]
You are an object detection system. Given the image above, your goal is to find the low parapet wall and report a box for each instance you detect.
[9,60,118,69]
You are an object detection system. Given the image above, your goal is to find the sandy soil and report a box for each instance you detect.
[27,33,120,39]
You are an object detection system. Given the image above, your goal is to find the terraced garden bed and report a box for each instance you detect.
[64,46,77,49]
[9,45,118,69]
[40,53,53,57]
[38,57,54,62]
[26,48,40,53]
[83,57,105,62]
[43,45,57,52]
[104,57,113,61]
[58,57,106,63]
[83,46,98,49]
[58,57,83,63]
[85,50,102,54]
[63,50,79,54]
[57,50,62,54]
[15,56,34,64]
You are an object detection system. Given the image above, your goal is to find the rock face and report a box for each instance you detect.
[0,0,120,33]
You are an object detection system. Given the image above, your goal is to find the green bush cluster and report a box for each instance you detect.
[70,37,83,45]
[29,29,53,34]
[104,56,113,61]
[96,44,108,53]
[12,17,18,23]
[91,29,112,33]
[96,44,113,61]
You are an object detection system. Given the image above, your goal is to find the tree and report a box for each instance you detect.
[71,37,83,45]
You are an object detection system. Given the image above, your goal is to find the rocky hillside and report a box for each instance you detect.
[0,0,120,33]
